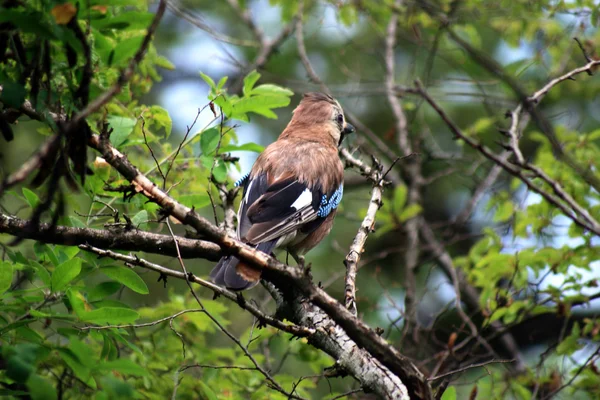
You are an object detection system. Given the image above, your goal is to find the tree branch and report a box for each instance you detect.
[414,80,600,236]
[0,212,221,260]
[78,244,314,338]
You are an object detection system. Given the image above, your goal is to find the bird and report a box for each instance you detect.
[210,92,355,290]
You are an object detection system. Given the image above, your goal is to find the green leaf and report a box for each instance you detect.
[230,95,291,121]
[22,188,40,208]
[100,266,149,295]
[82,307,139,324]
[87,281,122,302]
[91,12,154,30]
[130,210,148,230]
[27,374,58,400]
[338,4,358,26]
[31,261,51,287]
[66,288,88,317]
[250,84,293,97]
[493,201,514,223]
[69,338,96,368]
[107,115,137,147]
[243,70,261,96]
[98,376,133,398]
[398,203,422,222]
[34,243,59,266]
[392,185,407,215]
[4,344,41,383]
[0,261,13,294]
[149,105,172,138]
[0,82,27,108]
[56,348,95,387]
[556,322,582,355]
[200,72,216,90]
[154,55,175,70]
[511,382,532,400]
[220,142,264,153]
[51,258,82,292]
[198,381,219,400]
[200,128,220,155]
[212,160,228,183]
[440,386,456,400]
[217,76,228,90]
[179,194,212,209]
[99,359,148,377]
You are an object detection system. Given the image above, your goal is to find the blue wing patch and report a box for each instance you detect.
[235,172,250,187]
[317,184,343,217]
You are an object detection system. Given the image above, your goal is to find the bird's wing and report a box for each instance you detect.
[237,172,339,245]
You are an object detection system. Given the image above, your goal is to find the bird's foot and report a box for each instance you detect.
[290,252,306,268]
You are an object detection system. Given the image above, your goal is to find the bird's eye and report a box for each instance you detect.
[336,114,344,125]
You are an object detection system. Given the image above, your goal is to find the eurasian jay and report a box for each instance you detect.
[210,92,355,290]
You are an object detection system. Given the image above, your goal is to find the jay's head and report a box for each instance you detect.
[281,92,355,146]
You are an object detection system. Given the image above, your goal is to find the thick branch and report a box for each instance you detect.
[0,212,221,260]
[285,284,411,399]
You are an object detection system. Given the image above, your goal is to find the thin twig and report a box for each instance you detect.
[140,113,166,186]
[179,364,257,372]
[427,359,515,381]
[79,309,202,330]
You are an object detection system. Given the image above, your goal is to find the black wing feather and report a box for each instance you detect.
[238,174,326,244]
[248,179,311,223]
[237,173,269,240]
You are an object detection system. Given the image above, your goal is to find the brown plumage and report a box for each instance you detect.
[210,92,355,290]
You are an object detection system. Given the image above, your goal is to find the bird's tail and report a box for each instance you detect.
[210,241,277,290]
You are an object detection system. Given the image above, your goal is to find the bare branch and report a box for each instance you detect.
[296,3,326,91]
[528,57,600,103]
[344,158,384,316]
[414,80,600,236]
[179,364,257,372]
[385,0,411,156]
[225,0,264,42]
[0,135,61,193]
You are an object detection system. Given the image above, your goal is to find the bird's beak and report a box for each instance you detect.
[339,123,355,146]
[343,123,355,135]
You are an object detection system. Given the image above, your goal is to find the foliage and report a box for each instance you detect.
[1,0,600,399]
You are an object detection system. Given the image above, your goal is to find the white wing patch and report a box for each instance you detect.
[244,180,254,203]
[291,188,313,210]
